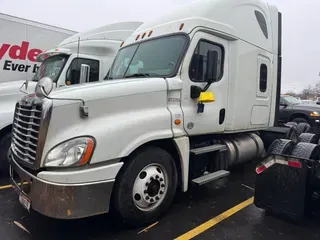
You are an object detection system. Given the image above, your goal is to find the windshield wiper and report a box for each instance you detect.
[125,73,150,78]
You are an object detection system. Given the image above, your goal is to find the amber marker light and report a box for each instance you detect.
[79,138,95,165]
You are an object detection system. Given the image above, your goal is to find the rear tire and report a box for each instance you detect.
[298,133,318,144]
[291,142,320,160]
[112,146,178,227]
[296,123,310,136]
[267,139,295,155]
[284,125,298,143]
[285,122,298,127]
[0,133,11,176]
[292,117,308,124]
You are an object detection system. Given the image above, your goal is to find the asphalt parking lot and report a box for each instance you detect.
[1,160,320,240]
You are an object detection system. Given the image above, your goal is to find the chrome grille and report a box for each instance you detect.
[11,103,42,166]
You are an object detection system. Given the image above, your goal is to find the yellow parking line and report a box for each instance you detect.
[174,197,254,240]
[0,184,13,190]
[0,182,28,190]
[137,221,159,234]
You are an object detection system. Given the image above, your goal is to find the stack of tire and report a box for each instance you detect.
[268,122,320,160]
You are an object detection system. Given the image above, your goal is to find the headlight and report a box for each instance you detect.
[310,111,320,117]
[44,137,95,167]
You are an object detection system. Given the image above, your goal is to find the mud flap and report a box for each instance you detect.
[254,155,314,221]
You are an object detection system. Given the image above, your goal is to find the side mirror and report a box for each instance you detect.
[205,50,219,83]
[79,64,90,84]
[280,102,287,107]
[35,77,54,98]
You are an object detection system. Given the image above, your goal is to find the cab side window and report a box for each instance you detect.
[66,58,99,85]
[189,40,224,82]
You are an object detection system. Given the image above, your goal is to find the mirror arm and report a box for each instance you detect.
[40,86,89,118]
[19,83,28,94]
[190,82,213,99]
[19,80,30,94]
[202,82,211,92]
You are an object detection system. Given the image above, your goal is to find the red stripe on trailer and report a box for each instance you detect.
[288,160,302,168]
[256,157,275,174]
[256,165,267,174]
[256,156,302,174]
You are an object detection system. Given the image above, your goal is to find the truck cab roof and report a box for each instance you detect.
[123,0,279,54]
[36,21,144,62]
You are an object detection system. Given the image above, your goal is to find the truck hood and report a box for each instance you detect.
[42,76,172,165]
[291,104,320,112]
[49,78,166,107]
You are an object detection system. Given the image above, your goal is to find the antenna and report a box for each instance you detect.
[77,36,80,58]
[75,36,80,84]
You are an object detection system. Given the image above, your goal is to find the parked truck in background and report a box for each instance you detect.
[9,0,292,227]
[279,94,320,132]
[0,21,143,174]
[0,12,77,83]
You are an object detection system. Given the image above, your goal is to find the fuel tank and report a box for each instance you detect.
[221,133,265,168]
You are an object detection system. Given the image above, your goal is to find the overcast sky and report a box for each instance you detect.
[0,0,319,93]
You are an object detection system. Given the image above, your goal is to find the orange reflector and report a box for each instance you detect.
[174,119,181,125]
[179,23,184,30]
[142,32,146,39]
[79,139,94,166]
[148,30,153,37]
[136,35,140,41]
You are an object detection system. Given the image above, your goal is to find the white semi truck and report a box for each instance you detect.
[9,0,289,227]
[0,21,143,173]
[0,12,77,83]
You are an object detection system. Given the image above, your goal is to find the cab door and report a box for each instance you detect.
[180,31,229,135]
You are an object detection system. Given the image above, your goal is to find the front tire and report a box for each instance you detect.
[112,146,178,227]
[0,133,11,176]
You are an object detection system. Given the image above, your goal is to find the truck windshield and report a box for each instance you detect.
[32,54,69,82]
[105,34,188,80]
[282,95,301,105]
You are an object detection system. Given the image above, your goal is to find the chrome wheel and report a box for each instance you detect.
[132,163,168,212]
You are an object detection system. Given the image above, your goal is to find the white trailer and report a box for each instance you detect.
[0,12,76,83]
[0,21,143,173]
[9,0,286,227]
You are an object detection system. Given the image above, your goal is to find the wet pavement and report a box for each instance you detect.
[0,161,319,240]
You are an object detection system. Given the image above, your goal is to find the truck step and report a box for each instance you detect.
[192,170,230,185]
[190,144,227,155]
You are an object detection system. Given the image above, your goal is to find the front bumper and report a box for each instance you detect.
[308,117,320,134]
[309,117,320,127]
[9,157,115,219]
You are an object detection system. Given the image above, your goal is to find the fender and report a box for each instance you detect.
[173,136,190,192]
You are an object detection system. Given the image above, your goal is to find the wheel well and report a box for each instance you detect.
[0,125,12,140]
[121,139,183,191]
[290,113,308,121]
